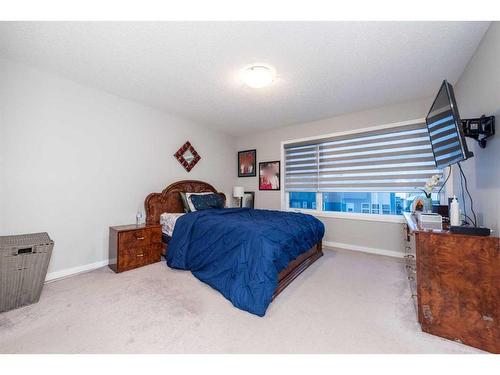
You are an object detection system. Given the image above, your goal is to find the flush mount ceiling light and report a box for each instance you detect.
[241,65,276,89]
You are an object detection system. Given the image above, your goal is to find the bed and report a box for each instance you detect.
[144,180,324,316]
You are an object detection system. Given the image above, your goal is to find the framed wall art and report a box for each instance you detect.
[259,161,280,191]
[238,149,256,177]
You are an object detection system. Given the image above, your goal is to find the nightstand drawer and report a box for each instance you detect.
[118,228,160,248]
[119,247,159,269]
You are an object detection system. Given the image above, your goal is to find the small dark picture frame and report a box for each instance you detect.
[238,149,257,177]
[242,191,255,209]
[259,161,280,191]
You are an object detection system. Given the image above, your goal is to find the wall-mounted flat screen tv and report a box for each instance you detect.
[425,80,473,168]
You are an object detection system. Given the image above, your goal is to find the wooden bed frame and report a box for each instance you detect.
[144,180,323,300]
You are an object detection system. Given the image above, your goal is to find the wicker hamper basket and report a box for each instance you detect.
[0,232,54,313]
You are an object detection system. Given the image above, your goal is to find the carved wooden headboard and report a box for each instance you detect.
[144,180,226,225]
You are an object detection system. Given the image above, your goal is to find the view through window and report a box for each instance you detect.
[289,192,440,215]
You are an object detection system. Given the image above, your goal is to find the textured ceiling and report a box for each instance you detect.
[0,21,490,136]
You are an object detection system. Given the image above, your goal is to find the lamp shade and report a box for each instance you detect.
[233,186,245,198]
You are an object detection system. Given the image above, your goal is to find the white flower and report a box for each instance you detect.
[421,174,441,195]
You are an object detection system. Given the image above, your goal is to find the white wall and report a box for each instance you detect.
[0,58,236,277]
[453,22,500,235]
[235,97,433,256]
[0,89,4,232]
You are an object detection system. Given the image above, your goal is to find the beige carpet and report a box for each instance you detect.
[0,248,483,353]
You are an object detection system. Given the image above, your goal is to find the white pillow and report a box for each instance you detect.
[185,192,213,212]
[160,212,185,236]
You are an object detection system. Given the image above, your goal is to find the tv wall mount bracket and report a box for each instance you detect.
[461,115,495,149]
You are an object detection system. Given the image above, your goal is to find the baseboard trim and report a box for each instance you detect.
[323,241,404,258]
[45,259,109,283]
[43,242,401,283]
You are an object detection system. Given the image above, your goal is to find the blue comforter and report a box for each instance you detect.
[166,208,324,316]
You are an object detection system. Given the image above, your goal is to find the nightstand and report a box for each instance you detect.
[108,224,162,273]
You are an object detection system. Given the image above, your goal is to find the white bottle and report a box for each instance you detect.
[450,196,460,226]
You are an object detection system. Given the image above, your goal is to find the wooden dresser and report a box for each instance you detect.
[403,213,499,353]
[108,224,162,273]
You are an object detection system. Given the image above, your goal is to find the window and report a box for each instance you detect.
[284,120,443,218]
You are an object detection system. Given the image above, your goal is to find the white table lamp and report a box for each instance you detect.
[233,186,245,207]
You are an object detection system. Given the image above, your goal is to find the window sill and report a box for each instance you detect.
[283,208,406,224]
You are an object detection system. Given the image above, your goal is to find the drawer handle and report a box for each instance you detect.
[136,253,144,257]
[136,237,145,240]
[404,254,415,259]
[408,276,414,281]
[405,266,416,273]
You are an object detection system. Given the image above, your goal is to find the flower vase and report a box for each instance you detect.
[423,196,433,213]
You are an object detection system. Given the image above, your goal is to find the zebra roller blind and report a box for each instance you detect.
[284,120,441,192]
